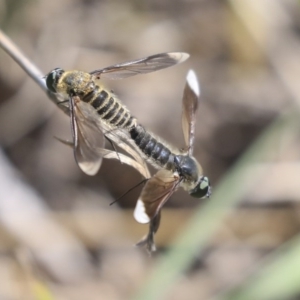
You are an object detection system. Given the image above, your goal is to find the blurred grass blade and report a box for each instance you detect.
[16,249,56,300]
[30,279,55,300]
[132,109,300,300]
[221,235,300,300]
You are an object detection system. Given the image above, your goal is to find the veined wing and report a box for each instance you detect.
[56,136,150,178]
[95,147,150,179]
[103,127,150,178]
[134,169,181,224]
[90,52,189,80]
[70,96,104,175]
[73,99,150,178]
[77,99,150,178]
[181,70,200,155]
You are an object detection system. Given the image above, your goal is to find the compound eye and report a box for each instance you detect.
[45,68,64,93]
[189,176,211,199]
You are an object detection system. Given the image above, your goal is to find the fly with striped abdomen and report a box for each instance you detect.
[131,70,211,252]
[45,53,211,253]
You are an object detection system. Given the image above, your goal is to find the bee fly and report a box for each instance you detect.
[44,52,211,253]
[132,70,211,252]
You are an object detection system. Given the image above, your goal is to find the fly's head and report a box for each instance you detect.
[45,68,65,93]
[175,155,211,199]
[189,176,211,199]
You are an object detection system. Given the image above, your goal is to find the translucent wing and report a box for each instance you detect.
[103,128,150,178]
[56,135,150,179]
[134,169,181,224]
[71,98,150,178]
[181,70,200,155]
[90,52,189,80]
[70,96,104,175]
[95,147,150,179]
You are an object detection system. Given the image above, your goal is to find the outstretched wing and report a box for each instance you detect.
[134,169,181,224]
[90,52,189,80]
[181,70,200,155]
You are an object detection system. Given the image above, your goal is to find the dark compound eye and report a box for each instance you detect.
[189,176,211,199]
[45,68,64,93]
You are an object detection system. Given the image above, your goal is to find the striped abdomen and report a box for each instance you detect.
[129,125,175,169]
[82,85,136,129]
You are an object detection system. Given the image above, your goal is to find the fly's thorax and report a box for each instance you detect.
[174,155,202,183]
[174,155,211,199]
[174,154,211,197]
[56,71,95,98]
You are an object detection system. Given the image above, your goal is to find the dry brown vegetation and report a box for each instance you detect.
[1,0,300,299]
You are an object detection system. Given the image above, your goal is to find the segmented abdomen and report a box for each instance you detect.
[81,84,175,169]
[129,125,174,169]
[82,85,135,129]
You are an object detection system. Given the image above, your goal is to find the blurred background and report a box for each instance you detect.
[1,0,300,299]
